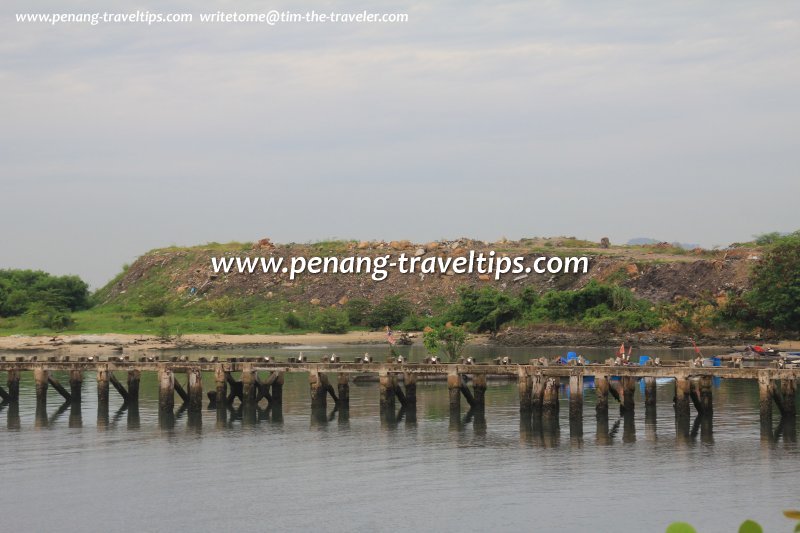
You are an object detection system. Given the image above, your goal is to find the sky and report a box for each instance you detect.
[1,1,798,287]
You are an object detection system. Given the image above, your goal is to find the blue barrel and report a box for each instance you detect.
[638,355,651,365]
[567,351,578,361]
[712,357,721,367]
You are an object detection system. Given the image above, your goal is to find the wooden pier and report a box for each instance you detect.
[0,359,797,434]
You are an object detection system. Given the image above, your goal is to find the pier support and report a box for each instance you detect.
[758,372,772,422]
[310,371,328,409]
[595,375,609,414]
[34,367,49,404]
[70,370,82,403]
[158,366,175,412]
[6,369,20,402]
[674,376,691,418]
[380,372,397,412]
[271,371,284,405]
[621,376,636,413]
[532,373,544,412]
[97,366,109,403]
[542,377,559,415]
[403,372,417,406]
[569,373,583,420]
[781,379,796,418]
[242,364,256,406]
[472,374,487,411]
[214,366,227,407]
[448,372,461,413]
[699,376,713,415]
[518,368,532,413]
[644,377,656,407]
[109,372,129,403]
[48,376,72,402]
[188,369,203,412]
[127,369,140,403]
[337,373,349,408]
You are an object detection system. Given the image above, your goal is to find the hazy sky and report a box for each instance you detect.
[2,1,798,287]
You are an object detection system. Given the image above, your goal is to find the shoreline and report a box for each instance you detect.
[0,331,797,356]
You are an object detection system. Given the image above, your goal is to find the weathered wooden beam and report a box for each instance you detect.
[6,368,20,402]
[403,372,416,406]
[781,379,796,418]
[532,373,544,411]
[174,378,189,403]
[108,372,129,403]
[518,368,532,413]
[621,376,636,412]
[689,379,703,413]
[675,377,691,418]
[127,369,140,403]
[394,382,408,408]
[569,373,583,420]
[214,366,226,407]
[271,371,284,405]
[758,371,772,422]
[644,377,657,407]
[380,372,396,411]
[48,376,72,402]
[241,364,256,406]
[34,367,49,403]
[337,373,350,407]
[595,375,609,413]
[0,385,9,402]
[187,369,203,412]
[699,376,713,414]
[310,371,328,409]
[158,366,175,411]
[459,375,476,409]
[96,366,109,403]
[542,377,559,415]
[472,373,487,411]
[447,372,461,412]
[69,369,82,403]
[255,375,273,405]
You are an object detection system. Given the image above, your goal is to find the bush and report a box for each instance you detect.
[318,308,349,334]
[423,324,467,362]
[283,312,304,330]
[743,233,800,331]
[449,286,522,333]
[398,312,428,331]
[208,296,237,318]
[140,296,168,317]
[27,302,75,331]
[344,298,372,326]
[366,296,411,329]
[0,270,89,317]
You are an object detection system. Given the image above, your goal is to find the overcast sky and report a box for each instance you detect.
[1,1,798,287]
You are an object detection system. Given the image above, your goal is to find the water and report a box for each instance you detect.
[1,349,798,533]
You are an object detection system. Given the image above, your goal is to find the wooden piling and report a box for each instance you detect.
[337,373,349,407]
[34,367,49,404]
[458,376,477,409]
[271,371,284,405]
[310,371,327,409]
[472,374,487,411]
[69,370,82,403]
[48,376,72,402]
[96,365,109,403]
[188,369,203,412]
[782,379,796,418]
[174,378,189,403]
[621,376,636,412]
[380,372,396,411]
[6,368,20,401]
[241,364,256,406]
[448,372,461,412]
[689,379,703,413]
[532,373,544,411]
[158,366,175,411]
[127,369,140,403]
[214,365,227,408]
[596,375,609,413]
[674,376,691,418]
[569,373,582,420]
[758,371,772,422]
[644,377,656,407]
[542,377,559,415]
[518,368,532,413]
[699,375,713,415]
[403,372,417,406]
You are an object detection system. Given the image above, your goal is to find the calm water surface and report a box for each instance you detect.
[1,346,798,533]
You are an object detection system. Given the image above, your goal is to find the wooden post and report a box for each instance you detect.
[689,379,703,413]
[96,365,109,403]
[621,376,636,412]
[782,379,796,418]
[472,374,487,411]
[7,368,20,401]
[214,365,227,408]
[699,375,713,414]
[241,364,256,406]
[158,366,175,411]
[403,372,417,406]
[310,371,327,409]
[271,371,284,405]
[569,373,582,420]
[34,367,49,404]
[542,377,559,415]
[447,372,461,412]
[48,376,72,402]
[595,375,609,413]
[531,373,544,411]
[337,373,349,408]
[674,376,691,418]
[644,377,656,407]
[458,376,476,409]
[758,371,772,422]
[518,368,532,413]
[69,370,82,403]
[108,372,129,403]
[127,369,140,403]
[188,369,203,412]
[380,372,396,412]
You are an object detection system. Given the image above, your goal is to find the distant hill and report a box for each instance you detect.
[627,237,700,250]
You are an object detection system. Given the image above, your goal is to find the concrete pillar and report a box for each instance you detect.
[644,377,656,407]
[337,373,349,408]
[595,375,609,414]
[542,377,559,415]
[188,369,203,412]
[472,374,487,411]
[158,366,175,411]
[241,364,256,406]
[96,365,109,403]
[34,367,49,404]
[6,368,20,401]
[674,376,691,418]
[518,368,532,413]
[127,369,140,403]
[214,365,227,407]
[69,370,83,403]
[310,371,327,409]
[447,372,461,413]
[270,372,284,405]
[699,375,713,415]
[569,374,583,420]
[531,373,544,411]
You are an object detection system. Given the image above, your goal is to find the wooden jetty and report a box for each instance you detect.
[0,358,797,431]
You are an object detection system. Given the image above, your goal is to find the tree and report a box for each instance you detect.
[318,308,349,334]
[745,233,800,331]
[449,286,521,334]
[423,324,467,362]
[366,296,411,329]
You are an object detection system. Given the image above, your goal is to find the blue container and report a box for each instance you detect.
[712,357,721,367]
[638,355,651,365]
[567,351,578,361]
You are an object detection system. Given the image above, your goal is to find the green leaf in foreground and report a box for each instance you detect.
[738,519,763,533]
[665,523,697,533]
